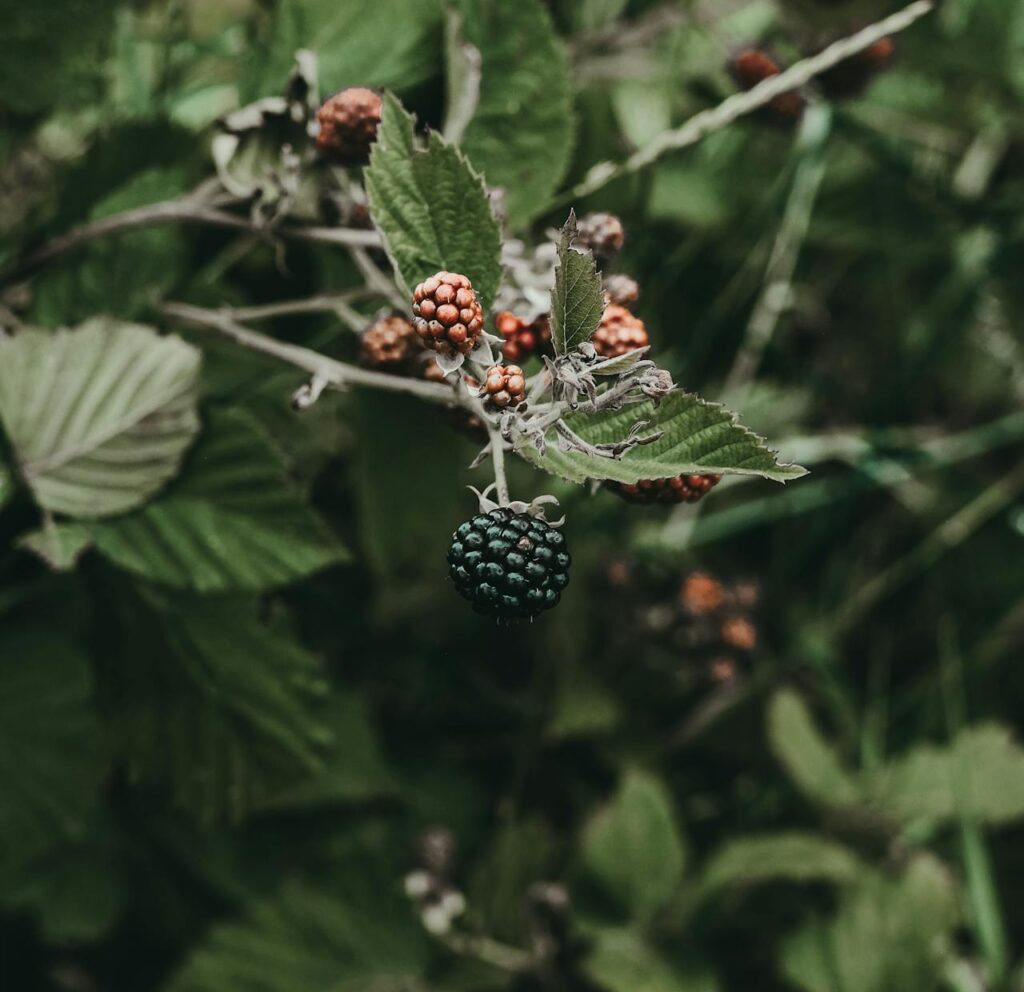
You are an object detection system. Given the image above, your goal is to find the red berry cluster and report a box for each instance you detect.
[592,304,649,359]
[360,315,420,370]
[496,311,553,364]
[608,474,721,505]
[316,87,383,164]
[411,272,485,357]
[729,49,806,122]
[480,364,527,410]
[577,212,626,259]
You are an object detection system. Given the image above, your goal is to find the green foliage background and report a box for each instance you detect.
[1,0,1024,990]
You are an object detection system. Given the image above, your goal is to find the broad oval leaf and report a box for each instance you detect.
[581,768,686,921]
[0,319,201,519]
[87,409,349,593]
[365,93,503,305]
[18,523,93,572]
[519,391,807,484]
[456,0,573,227]
[550,210,605,357]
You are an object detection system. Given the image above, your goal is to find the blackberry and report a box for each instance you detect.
[360,315,420,370]
[577,212,625,260]
[818,37,895,98]
[592,304,649,358]
[604,274,640,307]
[316,87,383,164]
[448,508,571,619]
[729,49,806,122]
[480,364,527,410]
[412,271,485,357]
[608,473,721,504]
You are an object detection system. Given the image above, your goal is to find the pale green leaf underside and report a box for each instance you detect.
[365,92,502,305]
[457,0,574,227]
[87,410,349,593]
[550,212,605,356]
[18,523,94,571]
[0,319,200,519]
[520,392,808,484]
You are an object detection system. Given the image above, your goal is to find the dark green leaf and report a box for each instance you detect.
[550,210,605,356]
[87,409,349,593]
[366,92,503,304]
[456,0,573,226]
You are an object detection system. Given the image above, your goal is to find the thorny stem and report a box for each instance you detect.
[160,302,458,406]
[0,189,381,287]
[553,0,936,206]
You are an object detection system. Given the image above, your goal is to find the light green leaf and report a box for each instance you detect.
[101,590,330,823]
[0,631,105,879]
[780,855,959,992]
[87,409,348,593]
[581,769,686,921]
[18,522,93,571]
[519,391,808,484]
[265,0,442,96]
[168,869,429,992]
[550,210,605,356]
[365,92,503,304]
[0,320,201,519]
[699,833,863,897]
[767,689,861,808]
[866,723,1024,826]
[583,928,719,992]
[457,0,573,227]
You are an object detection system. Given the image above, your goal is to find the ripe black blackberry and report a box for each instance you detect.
[448,508,571,619]
[608,474,721,504]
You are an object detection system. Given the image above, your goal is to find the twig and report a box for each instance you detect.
[489,428,510,505]
[160,302,457,406]
[224,290,376,325]
[1,196,381,286]
[724,103,832,394]
[553,0,936,206]
[349,246,408,310]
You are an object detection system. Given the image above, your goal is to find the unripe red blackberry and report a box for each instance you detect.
[412,271,485,358]
[316,87,383,164]
[721,614,758,652]
[608,474,722,504]
[577,212,625,259]
[729,49,806,122]
[818,37,895,98]
[604,274,640,307]
[360,315,420,370]
[480,364,527,411]
[681,572,727,616]
[448,508,571,619]
[592,304,649,359]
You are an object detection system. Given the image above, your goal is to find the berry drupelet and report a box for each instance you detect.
[592,304,649,359]
[412,271,485,358]
[608,474,722,504]
[315,87,383,164]
[448,508,571,619]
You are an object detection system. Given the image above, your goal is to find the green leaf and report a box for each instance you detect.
[87,409,348,593]
[550,210,605,356]
[0,462,12,511]
[699,833,863,897]
[767,689,861,808]
[168,869,429,992]
[780,855,959,992]
[583,928,720,992]
[581,769,686,921]
[866,723,1024,826]
[0,631,105,879]
[519,391,808,484]
[456,0,573,227]
[100,590,330,823]
[0,319,201,519]
[365,92,503,304]
[18,522,93,571]
[264,0,442,97]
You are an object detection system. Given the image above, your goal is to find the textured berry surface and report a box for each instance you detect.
[577,212,625,259]
[592,304,649,358]
[360,315,420,369]
[316,87,383,163]
[729,49,805,121]
[604,274,640,307]
[480,364,526,410]
[412,272,485,357]
[608,474,722,504]
[448,509,571,619]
